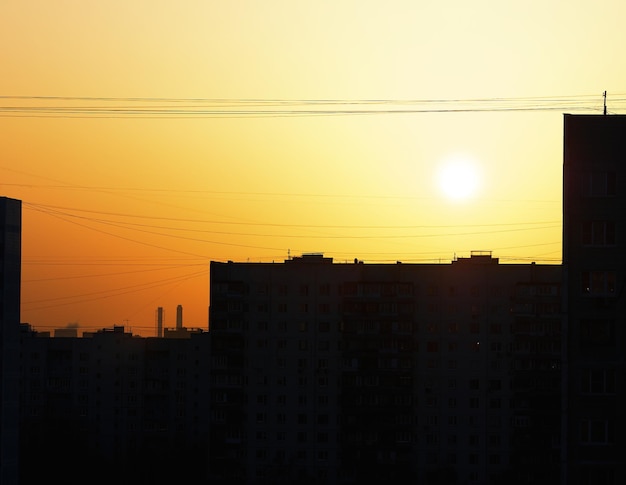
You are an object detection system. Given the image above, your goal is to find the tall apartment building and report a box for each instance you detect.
[563,114,626,485]
[0,197,21,485]
[209,253,561,485]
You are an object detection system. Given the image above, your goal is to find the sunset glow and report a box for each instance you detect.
[2,0,626,335]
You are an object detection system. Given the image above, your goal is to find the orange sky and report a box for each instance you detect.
[2,0,626,336]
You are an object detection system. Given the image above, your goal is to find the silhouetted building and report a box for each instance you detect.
[0,197,21,485]
[563,114,626,485]
[18,325,211,484]
[208,253,561,484]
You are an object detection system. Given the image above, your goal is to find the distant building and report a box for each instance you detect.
[54,327,79,338]
[208,253,561,484]
[0,197,21,485]
[563,114,626,485]
[18,324,211,484]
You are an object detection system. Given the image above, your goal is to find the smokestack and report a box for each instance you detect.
[176,305,183,330]
[156,307,164,338]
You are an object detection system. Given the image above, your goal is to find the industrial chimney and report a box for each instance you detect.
[156,307,164,338]
[176,304,183,330]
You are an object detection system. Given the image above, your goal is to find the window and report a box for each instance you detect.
[427,342,439,352]
[489,379,502,391]
[580,319,615,346]
[317,431,329,443]
[581,369,615,394]
[317,414,329,425]
[580,466,615,485]
[318,321,330,332]
[581,271,616,296]
[582,221,616,246]
[586,171,616,197]
[580,419,614,444]
[396,431,412,443]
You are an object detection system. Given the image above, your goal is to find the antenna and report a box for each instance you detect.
[603,90,607,115]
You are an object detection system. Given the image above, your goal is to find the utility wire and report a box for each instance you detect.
[2,93,624,117]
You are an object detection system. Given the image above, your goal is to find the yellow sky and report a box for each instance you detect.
[2,0,626,335]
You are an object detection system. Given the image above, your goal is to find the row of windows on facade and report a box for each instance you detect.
[26,350,194,363]
[251,468,491,484]
[218,281,557,299]
[221,301,521,316]
[213,392,513,412]
[226,427,510,452]
[216,317,559,334]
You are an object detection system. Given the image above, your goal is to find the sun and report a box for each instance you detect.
[437,155,481,201]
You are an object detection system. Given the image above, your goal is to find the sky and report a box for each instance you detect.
[2,0,626,336]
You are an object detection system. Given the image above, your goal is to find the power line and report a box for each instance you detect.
[24,202,560,231]
[2,93,625,118]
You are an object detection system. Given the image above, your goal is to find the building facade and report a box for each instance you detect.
[209,253,562,484]
[0,197,21,485]
[19,325,211,484]
[563,114,626,485]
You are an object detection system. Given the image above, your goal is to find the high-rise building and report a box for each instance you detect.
[562,114,626,485]
[208,253,561,484]
[0,196,21,485]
